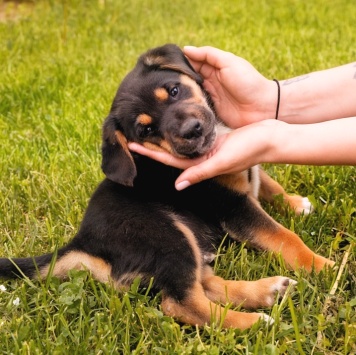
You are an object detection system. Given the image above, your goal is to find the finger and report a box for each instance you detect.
[183,46,231,70]
[183,46,207,64]
[183,46,222,76]
[183,46,220,65]
[128,142,200,169]
[175,158,223,190]
[182,55,213,79]
[128,142,176,165]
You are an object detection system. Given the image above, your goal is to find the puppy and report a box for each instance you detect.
[0,44,334,330]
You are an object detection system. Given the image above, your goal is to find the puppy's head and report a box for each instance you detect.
[102,44,217,186]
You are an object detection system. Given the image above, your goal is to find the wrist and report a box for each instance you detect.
[228,79,282,128]
[258,120,289,164]
[257,79,282,122]
[276,79,305,123]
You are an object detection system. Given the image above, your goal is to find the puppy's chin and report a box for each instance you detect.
[141,127,217,159]
[142,141,204,159]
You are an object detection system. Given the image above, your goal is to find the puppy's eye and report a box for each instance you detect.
[169,86,179,97]
[144,125,153,135]
[139,125,155,138]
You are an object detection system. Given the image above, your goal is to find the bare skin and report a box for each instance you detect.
[128,46,356,190]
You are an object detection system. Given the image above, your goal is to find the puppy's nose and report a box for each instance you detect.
[180,119,203,139]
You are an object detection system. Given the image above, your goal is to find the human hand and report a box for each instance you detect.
[128,120,278,190]
[183,46,277,128]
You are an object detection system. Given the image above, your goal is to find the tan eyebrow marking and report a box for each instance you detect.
[154,88,169,101]
[137,114,153,125]
[180,75,204,103]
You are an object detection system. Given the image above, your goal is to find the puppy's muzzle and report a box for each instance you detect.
[166,115,217,158]
[180,118,204,139]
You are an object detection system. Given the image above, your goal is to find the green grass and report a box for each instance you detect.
[0,0,355,353]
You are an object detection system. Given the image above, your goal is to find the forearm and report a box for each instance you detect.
[266,117,356,165]
[277,62,356,124]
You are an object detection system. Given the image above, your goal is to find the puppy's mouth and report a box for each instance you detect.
[168,124,217,159]
[140,125,216,159]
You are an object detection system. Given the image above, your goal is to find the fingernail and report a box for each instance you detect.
[183,45,197,50]
[176,180,191,191]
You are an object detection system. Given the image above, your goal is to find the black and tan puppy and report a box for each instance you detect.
[0,44,334,330]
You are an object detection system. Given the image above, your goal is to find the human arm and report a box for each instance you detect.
[183,46,356,127]
[128,117,356,190]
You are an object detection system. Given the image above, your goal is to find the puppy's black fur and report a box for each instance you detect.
[0,44,333,329]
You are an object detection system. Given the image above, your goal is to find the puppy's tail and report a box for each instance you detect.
[0,247,71,280]
[0,246,112,282]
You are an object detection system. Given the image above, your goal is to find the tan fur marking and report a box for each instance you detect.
[159,62,192,73]
[250,226,334,272]
[202,266,291,308]
[144,55,196,75]
[222,195,334,273]
[164,218,274,328]
[40,251,112,282]
[259,168,291,203]
[160,140,173,153]
[154,88,169,102]
[216,172,252,196]
[114,130,134,163]
[143,140,173,154]
[161,283,265,329]
[180,75,207,106]
[173,219,202,281]
[144,54,164,66]
[216,166,261,200]
[259,169,309,214]
[137,113,152,125]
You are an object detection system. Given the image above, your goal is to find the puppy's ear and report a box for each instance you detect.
[141,43,203,84]
[101,116,137,186]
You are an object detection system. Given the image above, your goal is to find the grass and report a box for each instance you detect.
[0,0,355,353]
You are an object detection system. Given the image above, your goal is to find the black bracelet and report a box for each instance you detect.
[273,79,280,120]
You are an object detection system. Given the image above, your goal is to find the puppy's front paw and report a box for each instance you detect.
[241,276,297,309]
[288,195,313,215]
[312,254,335,273]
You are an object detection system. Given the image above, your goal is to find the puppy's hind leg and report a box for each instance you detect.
[161,281,273,330]
[160,219,272,329]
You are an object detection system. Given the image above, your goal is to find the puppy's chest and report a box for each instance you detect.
[215,166,261,200]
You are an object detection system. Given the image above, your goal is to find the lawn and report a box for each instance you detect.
[0,0,355,353]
